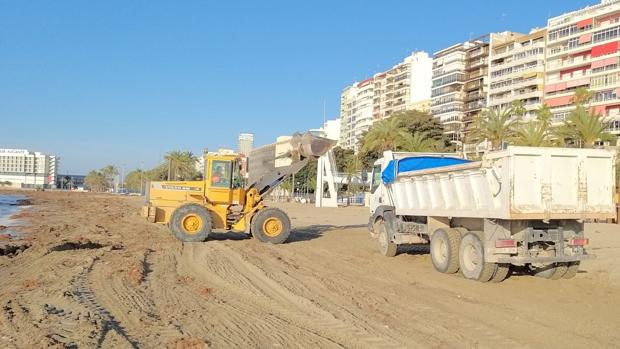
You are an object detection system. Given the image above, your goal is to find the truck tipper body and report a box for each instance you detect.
[368,146,616,282]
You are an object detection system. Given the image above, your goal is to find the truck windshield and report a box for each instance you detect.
[371,164,382,193]
[211,160,232,188]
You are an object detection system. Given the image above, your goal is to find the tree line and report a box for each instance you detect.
[85,151,201,192]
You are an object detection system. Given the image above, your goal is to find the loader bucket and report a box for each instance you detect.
[294,132,337,159]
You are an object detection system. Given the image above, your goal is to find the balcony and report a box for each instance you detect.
[464,100,486,111]
[465,90,485,102]
[464,81,482,91]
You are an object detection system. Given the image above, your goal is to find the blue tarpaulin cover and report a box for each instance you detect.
[382,156,472,184]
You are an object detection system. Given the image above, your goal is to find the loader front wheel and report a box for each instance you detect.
[251,208,291,244]
[170,204,212,242]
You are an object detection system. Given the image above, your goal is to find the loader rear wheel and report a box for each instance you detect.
[170,204,212,242]
[562,261,580,279]
[459,232,497,282]
[376,218,397,257]
[430,228,462,274]
[251,207,291,244]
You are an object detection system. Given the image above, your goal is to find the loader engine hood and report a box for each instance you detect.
[382,156,472,184]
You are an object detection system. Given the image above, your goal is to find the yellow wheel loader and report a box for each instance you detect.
[141,133,335,244]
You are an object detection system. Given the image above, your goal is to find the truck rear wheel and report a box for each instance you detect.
[459,232,497,282]
[430,228,461,274]
[376,218,397,257]
[170,204,212,242]
[251,207,291,244]
[562,261,580,279]
[534,263,566,279]
[491,264,510,283]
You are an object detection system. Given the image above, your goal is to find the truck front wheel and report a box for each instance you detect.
[459,232,497,282]
[430,228,461,274]
[376,218,397,257]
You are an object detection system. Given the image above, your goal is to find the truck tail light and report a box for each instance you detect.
[495,239,517,248]
[568,238,589,246]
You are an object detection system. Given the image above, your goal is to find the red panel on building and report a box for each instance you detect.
[577,18,593,28]
[560,65,590,78]
[591,57,618,69]
[357,78,373,88]
[545,95,573,107]
[592,41,619,57]
[578,33,592,44]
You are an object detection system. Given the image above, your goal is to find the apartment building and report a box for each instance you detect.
[463,36,493,138]
[0,149,58,188]
[338,51,432,151]
[431,43,470,143]
[372,51,433,120]
[338,79,374,151]
[432,33,517,144]
[545,0,620,135]
[488,29,547,120]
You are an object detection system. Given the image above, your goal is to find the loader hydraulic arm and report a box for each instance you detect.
[247,159,309,197]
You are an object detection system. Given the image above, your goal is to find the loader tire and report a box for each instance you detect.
[491,264,510,283]
[430,228,462,274]
[251,207,291,244]
[170,204,212,242]
[459,232,497,282]
[562,261,581,279]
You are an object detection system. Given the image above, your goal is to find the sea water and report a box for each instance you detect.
[0,194,28,227]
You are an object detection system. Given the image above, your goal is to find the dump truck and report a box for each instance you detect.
[368,146,617,282]
[142,133,335,243]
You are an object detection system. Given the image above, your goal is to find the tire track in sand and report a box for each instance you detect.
[179,242,404,348]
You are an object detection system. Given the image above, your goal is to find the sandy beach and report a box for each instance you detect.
[1,189,620,348]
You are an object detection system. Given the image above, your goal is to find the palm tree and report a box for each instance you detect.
[473,108,517,150]
[403,132,441,152]
[342,153,362,200]
[554,105,613,148]
[510,100,526,119]
[535,104,553,127]
[165,151,198,180]
[360,117,410,154]
[512,121,554,147]
[572,87,593,106]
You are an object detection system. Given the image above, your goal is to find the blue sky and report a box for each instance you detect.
[1,0,593,174]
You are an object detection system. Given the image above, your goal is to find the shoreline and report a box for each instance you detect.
[0,193,32,242]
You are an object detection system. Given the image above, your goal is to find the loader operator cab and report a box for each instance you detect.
[207,157,244,189]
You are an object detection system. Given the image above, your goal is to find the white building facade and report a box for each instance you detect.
[373,51,433,120]
[338,80,374,151]
[238,133,254,156]
[0,149,58,188]
[339,51,433,151]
